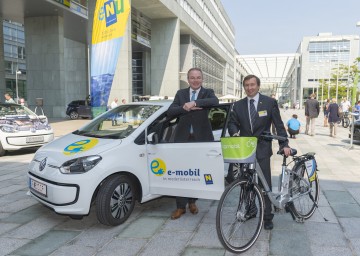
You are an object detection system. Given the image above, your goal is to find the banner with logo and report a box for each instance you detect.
[91,0,130,117]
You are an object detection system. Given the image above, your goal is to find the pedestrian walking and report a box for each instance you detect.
[323,99,330,127]
[304,93,320,136]
[328,98,340,138]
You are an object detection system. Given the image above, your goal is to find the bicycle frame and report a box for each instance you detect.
[248,156,313,210]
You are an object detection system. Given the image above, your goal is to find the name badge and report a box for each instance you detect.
[258,110,267,117]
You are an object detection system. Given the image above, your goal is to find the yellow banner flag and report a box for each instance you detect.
[92,0,130,45]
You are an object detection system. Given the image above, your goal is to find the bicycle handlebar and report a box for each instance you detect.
[260,132,287,142]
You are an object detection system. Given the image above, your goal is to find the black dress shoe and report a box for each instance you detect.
[264,220,273,230]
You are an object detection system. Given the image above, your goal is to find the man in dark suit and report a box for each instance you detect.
[305,93,320,136]
[167,67,219,219]
[228,74,291,230]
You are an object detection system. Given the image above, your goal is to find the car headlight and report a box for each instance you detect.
[1,125,17,133]
[60,155,102,174]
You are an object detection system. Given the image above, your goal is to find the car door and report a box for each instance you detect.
[146,104,231,200]
[77,100,91,117]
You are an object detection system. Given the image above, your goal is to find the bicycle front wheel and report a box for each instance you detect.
[216,179,264,253]
[343,117,350,128]
[291,162,319,219]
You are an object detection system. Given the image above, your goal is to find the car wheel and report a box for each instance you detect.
[0,142,5,157]
[96,175,136,226]
[69,111,79,119]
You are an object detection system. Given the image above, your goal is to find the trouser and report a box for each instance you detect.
[305,117,316,135]
[176,197,197,209]
[257,157,274,221]
[329,122,337,136]
[288,127,299,136]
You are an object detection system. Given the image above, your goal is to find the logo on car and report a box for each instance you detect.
[150,158,166,176]
[63,139,99,155]
[39,157,47,172]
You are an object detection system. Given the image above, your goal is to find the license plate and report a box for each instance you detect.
[26,136,44,143]
[30,178,47,197]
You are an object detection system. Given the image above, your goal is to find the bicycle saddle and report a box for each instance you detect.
[277,148,297,156]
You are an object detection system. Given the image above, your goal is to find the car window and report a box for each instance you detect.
[138,105,230,145]
[74,104,162,139]
[0,104,37,117]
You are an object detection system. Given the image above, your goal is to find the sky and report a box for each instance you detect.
[220,0,360,55]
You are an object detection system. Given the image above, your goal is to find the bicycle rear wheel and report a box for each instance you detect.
[343,117,350,128]
[291,162,319,219]
[216,179,264,253]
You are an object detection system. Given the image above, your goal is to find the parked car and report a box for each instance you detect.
[66,100,91,119]
[0,103,54,156]
[28,101,230,226]
[349,119,360,141]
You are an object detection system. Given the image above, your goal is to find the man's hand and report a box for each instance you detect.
[183,101,202,111]
[283,147,292,157]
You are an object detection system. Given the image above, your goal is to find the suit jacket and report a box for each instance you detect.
[228,94,289,159]
[167,86,219,142]
[305,99,320,118]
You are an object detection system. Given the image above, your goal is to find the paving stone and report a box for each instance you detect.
[139,230,192,256]
[2,204,50,224]
[331,203,360,218]
[1,198,39,213]
[305,222,347,247]
[0,222,20,236]
[11,230,80,256]
[188,222,223,248]
[50,244,97,256]
[310,245,353,256]
[338,217,360,238]
[117,216,166,239]
[0,237,30,256]
[307,206,338,223]
[348,188,360,204]
[6,215,66,239]
[184,247,226,256]
[96,238,147,256]
[270,229,310,256]
[349,238,360,255]
[162,212,205,232]
[323,190,357,204]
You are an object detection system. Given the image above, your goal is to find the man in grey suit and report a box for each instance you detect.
[305,93,320,136]
[167,67,219,219]
[228,74,291,230]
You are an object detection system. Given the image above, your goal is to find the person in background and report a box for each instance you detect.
[121,99,127,122]
[323,99,330,127]
[340,97,351,126]
[353,100,360,120]
[110,97,118,126]
[19,98,27,106]
[286,114,301,139]
[304,93,320,136]
[167,67,219,220]
[270,94,277,135]
[327,98,340,138]
[4,93,16,103]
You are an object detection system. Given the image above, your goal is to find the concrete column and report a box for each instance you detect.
[25,16,87,118]
[151,18,180,97]
[0,18,5,97]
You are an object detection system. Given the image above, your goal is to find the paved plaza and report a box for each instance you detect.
[1,109,360,256]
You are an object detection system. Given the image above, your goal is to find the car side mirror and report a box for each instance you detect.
[147,132,159,145]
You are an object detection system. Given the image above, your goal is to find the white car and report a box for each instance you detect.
[27,101,230,226]
[0,103,54,156]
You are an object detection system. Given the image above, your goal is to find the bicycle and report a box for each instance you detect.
[216,134,322,254]
[338,111,350,128]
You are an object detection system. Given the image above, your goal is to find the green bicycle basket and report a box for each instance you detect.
[220,137,258,163]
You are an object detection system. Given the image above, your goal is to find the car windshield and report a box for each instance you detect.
[0,104,37,118]
[74,104,163,139]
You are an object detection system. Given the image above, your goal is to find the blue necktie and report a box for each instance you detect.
[191,90,196,101]
[190,91,196,134]
[249,99,256,132]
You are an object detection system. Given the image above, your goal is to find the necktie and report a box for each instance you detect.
[249,99,256,131]
[191,90,196,101]
[190,91,196,134]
